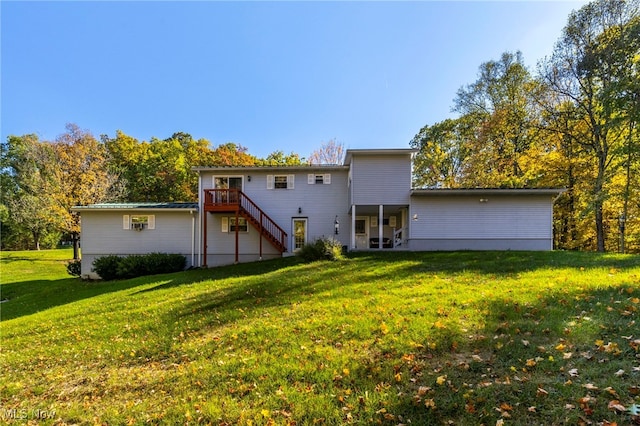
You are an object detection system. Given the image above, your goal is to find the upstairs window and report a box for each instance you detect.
[308,173,331,185]
[267,175,294,190]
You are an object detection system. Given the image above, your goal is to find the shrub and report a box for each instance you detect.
[92,255,122,281]
[297,238,344,262]
[66,260,82,277]
[92,253,186,280]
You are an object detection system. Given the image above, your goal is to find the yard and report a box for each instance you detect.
[1,249,639,425]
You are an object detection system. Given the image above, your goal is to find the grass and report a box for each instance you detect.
[1,249,639,425]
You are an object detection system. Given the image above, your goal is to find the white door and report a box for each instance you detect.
[292,218,307,251]
[355,216,369,249]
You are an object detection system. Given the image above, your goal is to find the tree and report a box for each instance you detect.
[453,51,541,187]
[540,0,639,251]
[1,134,62,249]
[53,124,122,258]
[105,132,258,202]
[308,139,345,165]
[410,118,470,188]
[258,151,304,166]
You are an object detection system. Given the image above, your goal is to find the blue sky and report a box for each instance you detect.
[2,1,587,159]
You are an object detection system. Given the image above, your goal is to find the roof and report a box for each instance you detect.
[71,202,198,212]
[411,188,566,197]
[343,148,418,165]
[192,165,349,173]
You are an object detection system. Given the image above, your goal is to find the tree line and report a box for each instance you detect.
[0,125,325,251]
[410,0,639,252]
[1,0,637,253]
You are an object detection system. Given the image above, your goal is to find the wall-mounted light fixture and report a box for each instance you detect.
[479,198,489,203]
[298,207,302,214]
[247,175,252,182]
[334,216,340,235]
[412,214,419,221]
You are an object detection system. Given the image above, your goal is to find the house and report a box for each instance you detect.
[73,149,563,279]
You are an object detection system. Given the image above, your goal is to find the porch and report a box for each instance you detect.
[349,204,409,250]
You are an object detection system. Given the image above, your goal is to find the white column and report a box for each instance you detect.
[378,204,384,250]
[351,205,356,250]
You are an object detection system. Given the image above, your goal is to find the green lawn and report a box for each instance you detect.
[1,249,639,425]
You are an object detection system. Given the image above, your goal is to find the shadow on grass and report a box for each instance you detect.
[163,251,639,424]
[173,251,640,327]
[3,251,637,324]
[0,257,302,321]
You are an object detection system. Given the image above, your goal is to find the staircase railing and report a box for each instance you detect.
[203,189,287,252]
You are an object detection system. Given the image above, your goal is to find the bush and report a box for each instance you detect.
[297,238,344,262]
[92,253,186,280]
[66,260,82,277]
[92,255,122,281]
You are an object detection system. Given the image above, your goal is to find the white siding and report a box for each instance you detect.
[200,169,351,264]
[350,154,412,205]
[409,195,554,250]
[79,210,196,278]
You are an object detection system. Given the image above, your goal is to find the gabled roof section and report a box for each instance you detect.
[343,148,418,165]
[71,202,198,212]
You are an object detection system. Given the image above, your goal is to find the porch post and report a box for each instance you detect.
[351,205,356,250]
[203,211,208,267]
[378,204,384,250]
[235,208,239,264]
[259,211,263,260]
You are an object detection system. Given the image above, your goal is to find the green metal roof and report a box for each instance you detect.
[72,202,198,211]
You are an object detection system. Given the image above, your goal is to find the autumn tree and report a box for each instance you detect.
[0,135,62,249]
[540,0,639,251]
[453,51,541,187]
[53,124,121,258]
[258,151,304,166]
[410,118,471,188]
[308,139,345,165]
[104,132,257,202]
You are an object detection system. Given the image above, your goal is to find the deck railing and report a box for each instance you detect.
[203,189,287,252]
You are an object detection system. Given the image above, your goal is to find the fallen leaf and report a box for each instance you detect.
[499,402,513,411]
[436,375,447,385]
[569,368,579,377]
[608,400,626,412]
[417,386,431,396]
[583,384,599,390]
[614,369,625,377]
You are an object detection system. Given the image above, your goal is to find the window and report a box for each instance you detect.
[221,217,248,233]
[274,176,288,189]
[307,173,331,185]
[267,175,294,190]
[123,215,155,230]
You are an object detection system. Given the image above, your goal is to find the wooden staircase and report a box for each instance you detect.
[203,189,287,254]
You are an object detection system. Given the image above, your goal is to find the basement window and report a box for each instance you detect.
[221,217,248,233]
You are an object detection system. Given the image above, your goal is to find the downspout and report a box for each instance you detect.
[190,210,195,268]
[197,173,203,267]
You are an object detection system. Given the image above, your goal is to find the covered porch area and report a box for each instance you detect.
[349,204,409,250]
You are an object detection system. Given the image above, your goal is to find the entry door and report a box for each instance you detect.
[293,218,307,251]
[355,216,369,249]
